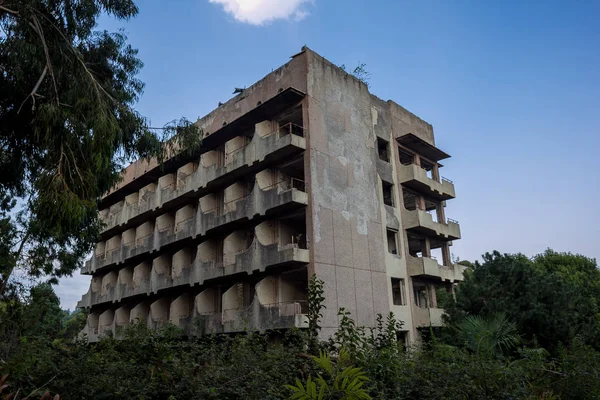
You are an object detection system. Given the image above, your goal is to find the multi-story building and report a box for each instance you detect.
[78,47,464,343]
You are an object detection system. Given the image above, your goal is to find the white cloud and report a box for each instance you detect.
[209,0,312,25]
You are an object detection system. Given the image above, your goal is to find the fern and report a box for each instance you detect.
[285,349,372,400]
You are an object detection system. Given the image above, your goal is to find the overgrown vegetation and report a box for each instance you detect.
[1,250,600,399]
[339,63,371,87]
[2,1,600,399]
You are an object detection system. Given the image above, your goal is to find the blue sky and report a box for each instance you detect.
[56,0,600,308]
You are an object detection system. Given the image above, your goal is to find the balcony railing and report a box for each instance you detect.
[276,122,305,138]
[401,208,461,241]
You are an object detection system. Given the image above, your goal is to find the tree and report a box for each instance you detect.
[0,0,201,295]
[454,313,520,358]
[444,250,600,353]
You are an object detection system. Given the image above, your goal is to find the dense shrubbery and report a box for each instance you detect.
[2,250,600,399]
[3,312,600,399]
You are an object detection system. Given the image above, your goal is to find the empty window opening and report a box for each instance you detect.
[382,181,394,207]
[276,154,306,191]
[387,229,399,255]
[216,145,226,168]
[277,106,304,137]
[215,240,224,266]
[424,199,442,223]
[406,232,425,257]
[243,282,256,307]
[430,247,443,262]
[396,331,408,351]
[413,283,431,308]
[391,278,406,306]
[403,189,418,210]
[398,147,414,166]
[420,159,435,180]
[377,138,390,162]
[279,210,307,249]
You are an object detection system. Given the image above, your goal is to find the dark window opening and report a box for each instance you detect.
[403,188,418,210]
[243,282,256,307]
[387,229,399,255]
[420,159,435,180]
[396,331,408,351]
[413,282,430,308]
[377,138,390,162]
[277,106,304,137]
[391,278,406,306]
[382,181,394,207]
[398,147,414,165]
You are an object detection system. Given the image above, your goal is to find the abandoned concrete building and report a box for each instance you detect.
[77,48,464,343]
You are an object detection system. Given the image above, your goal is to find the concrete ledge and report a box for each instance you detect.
[407,256,465,282]
[398,164,455,201]
[401,208,461,241]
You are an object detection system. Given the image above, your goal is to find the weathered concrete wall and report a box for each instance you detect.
[104,52,308,198]
[389,101,435,146]
[370,95,415,339]
[305,51,390,336]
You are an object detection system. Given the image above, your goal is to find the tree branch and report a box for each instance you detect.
[29,14,60,104]
[0,231,31,297]
[17,65,47,113]
[0,4,19,16]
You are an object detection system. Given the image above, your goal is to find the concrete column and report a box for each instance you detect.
[436,203,446,223]
[429,284,437,308]
[417,195,425,210]
[432,164,441,183]
[414,153,421,167]
[421,238,431,258]
[441,244,451,267]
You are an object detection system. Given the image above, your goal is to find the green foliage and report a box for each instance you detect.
[3,250,600,399]
[0,283,82,361]
[444,250,600,353]
[286,349,371,400]
[339,63,371,87]
[307,275,325,352]
[0,0,202,295]
[454,313,520,358]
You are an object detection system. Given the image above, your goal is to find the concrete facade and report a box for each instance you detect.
[78,48,463,343]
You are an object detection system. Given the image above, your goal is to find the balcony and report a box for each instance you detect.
[412,305,445,328]
[81,237,308,307]
[191,240,309,290]
[82,181,308,276]
[221,273,308,333]
[407,256,465,282]
[99,122,307,237]
[398,164,455,200]
[401,208,461,241]
[99,87,306,210]
[222,300,308,333]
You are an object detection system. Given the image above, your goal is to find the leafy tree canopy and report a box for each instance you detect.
[0,0,201,295]
[445,250,600,353]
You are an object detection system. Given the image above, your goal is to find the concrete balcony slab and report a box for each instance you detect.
[398,164,455,200]
[407,256,465,282]
[412,305,445,328]
[401,208,461,241]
